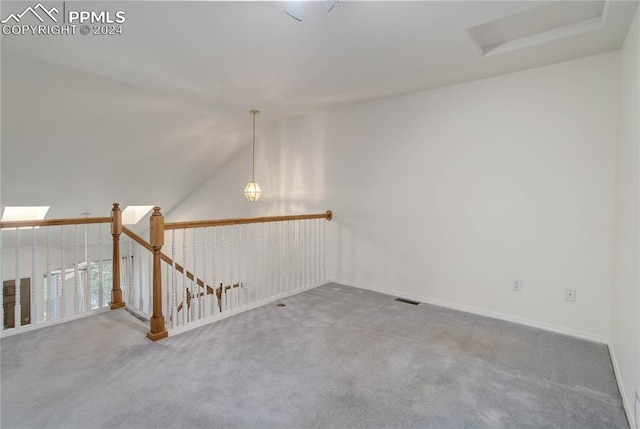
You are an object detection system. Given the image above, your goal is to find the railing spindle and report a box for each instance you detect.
[213,227,218,316]
[203,228,209,318]
[83,223,90,313]
[171,230,177,328]
[253,223,258,301]
[282,221,286,294]
[127,237,133,307]
[138,243,143,312]
[14,228,21,328]
[74,224,79,315]
[31,227,37,325]
[182,229,187,325]
[262,223,266,301]
[237,225,243,307]
[47,227,52,318]
[59,225,65,318]
[192,229,198,320]
[222,226,226,311]
[228,225,232,311]
[97,226,103,309]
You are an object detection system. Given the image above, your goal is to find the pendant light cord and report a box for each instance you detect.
[252,111,256,182]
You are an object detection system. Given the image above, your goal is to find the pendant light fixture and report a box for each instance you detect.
[244,109,262,202]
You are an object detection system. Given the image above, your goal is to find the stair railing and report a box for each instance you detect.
[1,202,333,341]
[0,209,120,335]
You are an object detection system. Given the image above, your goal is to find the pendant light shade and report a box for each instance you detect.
[244,181,262,202]
[245,110,262,202]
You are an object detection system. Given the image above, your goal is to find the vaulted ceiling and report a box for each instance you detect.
[2,0,637,220]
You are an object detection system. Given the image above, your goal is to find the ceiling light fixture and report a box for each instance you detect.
[285,0,341,22]
[244,110,262,202]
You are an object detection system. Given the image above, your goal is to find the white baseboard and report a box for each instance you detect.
[331,278,608,344]
[0,307,111,338]
[609,344,636,429]
[167,280,331,338]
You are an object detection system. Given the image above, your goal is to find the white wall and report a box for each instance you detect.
[169,51,620,343]
[611,8,640,428]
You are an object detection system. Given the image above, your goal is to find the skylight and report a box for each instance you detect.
[1,206,50,222]
[467,1,606,56]
[122,205,154,225]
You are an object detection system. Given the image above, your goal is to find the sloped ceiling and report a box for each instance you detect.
[1,0,637,220]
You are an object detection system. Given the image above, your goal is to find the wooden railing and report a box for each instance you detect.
[0,213,116,334]
[1,203,333,341]
[148,208,333,340]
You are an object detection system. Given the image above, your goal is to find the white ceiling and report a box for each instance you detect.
[1,0,638,220]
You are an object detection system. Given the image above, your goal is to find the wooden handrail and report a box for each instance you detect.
[122,226,214,294]
[0,216,111,229]
[164,210,333,230]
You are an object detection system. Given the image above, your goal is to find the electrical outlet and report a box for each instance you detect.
[565,288,576,302]
[512,280,522,292]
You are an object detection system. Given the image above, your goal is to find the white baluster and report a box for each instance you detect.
[98,225,103,308]
[317,218,321,284]
[270,222,275,299]
[260,223,265,301]
[59,225,65,318]
[203,228,210,318]
[213,291,219,317]
[317,219,321,282]
[294,220,298,290]
[320,216,327,281]
[73,225,79,315]
[299,220,303,289]
[221,226,226,311]
[253,223,258,301]
[278,222,287,295]
[14,228,21,328]
[304,219,311,287]
[211,227,220,316]
[127,238,133,306]
[171,230,177,327]
[165,263,170,322]
[182,229,188,325]
[237,224,243,307]
[302,220,307,288]
[83,223,90,313]
[234,286,239,310]
[229,225,236,310]
[138,244,143,312]
[192,229,199,321]
[31,227,37,325]
[277,222,282,296]
[46,227,52,318]
[284,221,289,293]
[148,248,152,316]
[293,220,298,291]
[309,219,313,286]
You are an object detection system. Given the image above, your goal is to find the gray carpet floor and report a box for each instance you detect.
[0,283,628,429]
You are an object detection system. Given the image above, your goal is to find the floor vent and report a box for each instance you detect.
[394,297,420,305]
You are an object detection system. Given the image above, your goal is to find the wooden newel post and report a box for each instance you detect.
[111,203,125,309]
[147,207,168,341]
